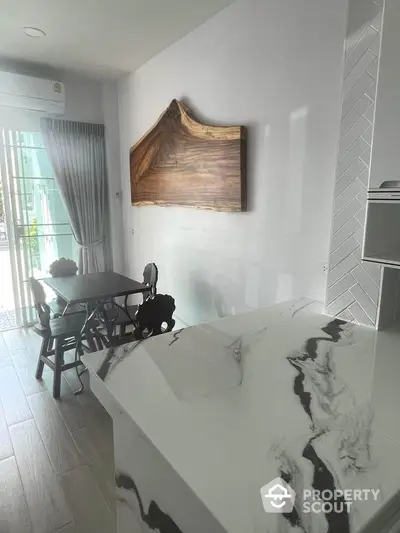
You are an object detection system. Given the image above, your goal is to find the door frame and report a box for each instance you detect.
[0,129,22,327]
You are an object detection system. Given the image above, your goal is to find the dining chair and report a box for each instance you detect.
[112,262,159,336]
[30,277,98,398]
[133,293,176,339]
[47,258,84,318]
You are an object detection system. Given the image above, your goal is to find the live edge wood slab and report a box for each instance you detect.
[130,99,247,212]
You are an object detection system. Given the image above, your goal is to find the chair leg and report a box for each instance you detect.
[53,338,63,399]
[85,330,97,352]
[35,337,49,379]
[120,325,126,337]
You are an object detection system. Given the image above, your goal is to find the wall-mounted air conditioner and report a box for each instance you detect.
[0,71,65,115]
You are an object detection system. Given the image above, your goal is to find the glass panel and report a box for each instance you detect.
[2,129,78,326]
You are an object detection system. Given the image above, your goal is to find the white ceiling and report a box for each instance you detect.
[0,0,234,79]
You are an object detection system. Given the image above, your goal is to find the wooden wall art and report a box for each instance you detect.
[130,99,246,212]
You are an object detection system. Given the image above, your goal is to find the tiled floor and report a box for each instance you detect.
[0,309,17,331]
[0,327,116,533]
[0,246,17,332]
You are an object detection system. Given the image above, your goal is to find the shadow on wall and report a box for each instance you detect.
[187,270,254,324]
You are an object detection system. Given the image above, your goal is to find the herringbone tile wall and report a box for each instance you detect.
[326,0,384,326]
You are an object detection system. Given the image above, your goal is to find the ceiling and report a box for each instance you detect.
[0,0,234,79]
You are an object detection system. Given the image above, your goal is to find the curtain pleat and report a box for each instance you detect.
[41,117,110,274]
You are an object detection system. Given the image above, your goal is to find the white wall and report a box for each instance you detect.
[102,81,124,273]
[118,0,348,326]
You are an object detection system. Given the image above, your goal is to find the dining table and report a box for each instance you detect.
[43,271,150,348]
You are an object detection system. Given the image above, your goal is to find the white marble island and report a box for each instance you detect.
[82,298,400,533]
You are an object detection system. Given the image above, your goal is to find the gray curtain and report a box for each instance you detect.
[41,118,110,274]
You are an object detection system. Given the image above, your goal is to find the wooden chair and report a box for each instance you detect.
[47,258,84,318]
[30,278,97,398]
[111,263,159,336]
[133,294,176,339]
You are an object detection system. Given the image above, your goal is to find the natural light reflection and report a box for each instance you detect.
[285,106,308,234]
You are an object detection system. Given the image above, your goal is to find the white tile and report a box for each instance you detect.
[339,116,371,158]
[368,33,381,56]
[337,308,356,322]
[344,50,376,95]
[345,26,379,78]
[341,94,374,138]
[355,206,366,226]
[336,158,366,196]
[350,283,377,323]
[358,168,369,186]
[352,265,380,304]
[337,137,368,178]
[370,10,383,32]
[326,291,354,317]
[330,236,359,269]
[352,245,362,264]
[354,228,365,245]
[349,302,375,326]
[334,178,363,214]
[362,261,382,286]
[331,217,361,252]
[351,246,361,265]
[356,187,368,206]
[367,58,379,80]
[326,273,356,304]
[365,80,377,100]
[342,72,374,118]
[332,197,363,234]
[362,124,373,145]
[360,146,371,167]
[346,21,370,58]
[363,102,374,123]
[328,253,359,287]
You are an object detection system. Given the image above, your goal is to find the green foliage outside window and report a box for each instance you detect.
[25,217,40,268]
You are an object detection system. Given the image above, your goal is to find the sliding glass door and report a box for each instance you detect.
[0,128,77,326]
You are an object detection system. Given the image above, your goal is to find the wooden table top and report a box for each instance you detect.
[43,272,149,304]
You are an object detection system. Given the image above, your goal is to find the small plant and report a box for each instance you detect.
[25,217,40,268]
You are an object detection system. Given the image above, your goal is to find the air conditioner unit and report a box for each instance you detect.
[0,71,65,115]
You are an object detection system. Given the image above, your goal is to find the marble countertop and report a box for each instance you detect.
[82,298,400,533]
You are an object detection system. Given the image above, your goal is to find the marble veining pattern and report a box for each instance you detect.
[116,472,183,533]
[83,298,400,533]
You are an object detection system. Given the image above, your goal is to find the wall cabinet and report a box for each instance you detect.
[363,0,400,267]
[368,0,400,192]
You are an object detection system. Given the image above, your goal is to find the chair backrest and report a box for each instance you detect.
[133,294,175,339]
[29,277,51,328]
[49,258,78,278]
[143,263,158,297]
